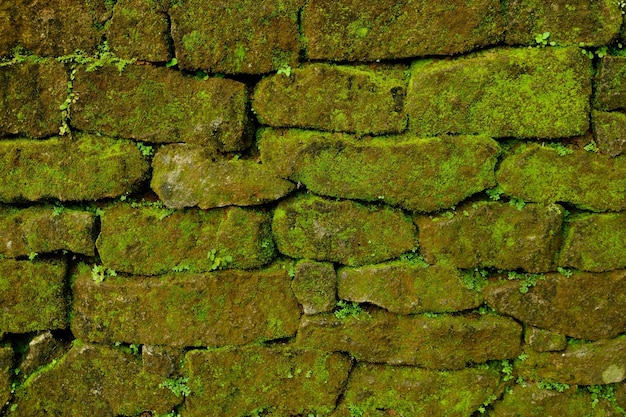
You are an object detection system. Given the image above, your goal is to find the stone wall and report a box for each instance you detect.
[1,0,626,416]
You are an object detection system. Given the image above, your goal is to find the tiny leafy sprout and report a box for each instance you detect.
[52,204,64,216]
[534,32,551,47]
[557,267,573,277]
[501,359,514,381]
[509,198,525,211]
[165,57,178,68]
[334,300,365,320]
[159,377,191,397]
[207,249,232,271]
[277,64,292,77]
[584,141,599,153]
[486,186,504,201]
[28,252,38,260]
[136,142,154,157]
[537,380,570,392]
[91,265,115,282]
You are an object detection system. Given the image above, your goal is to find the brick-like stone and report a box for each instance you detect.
[505,0,622,47]
[524,326,567,352]
[0,259,67,335]
[415,202,563,273]
[338,260,483,314]
[169,0,302,74]
[72,64,251,151]
[182,346,351,416]
[151,144,294,209]
[0,134,149,202]
[0,346,11,408]
[71,263,300,347]
[302,0,503,61]
[96,203,275,275]
[292,260,337,314]
[272,194,418,266]
[592,110,626,156]
[485,271,626,341]
[253,64,408,135]
[0,61,67,138]
[296,311,521,369]
[497,143,626,212]
[258,129,499,212]
[333,363,501,417]
[595,56,626,111]
[558,212,626,272]
[407,47,591,139]
[0,206,96,257]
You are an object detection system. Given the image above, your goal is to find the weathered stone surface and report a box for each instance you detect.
[182,346,351,416]
[72,64,251,150]
[0,206,96,257]
[415,202,563,273]
[151,144,294,209]
[497,143,626,211]
[169,0,302,74]
[106,0,171,62]
[253,64,408,135]
[0,259,67,335]
[10,341,180,417]
[0,0,107,57]
[96,203,274,275]
[0,134,149,202]
[485,271,626,341]
[558,213,626,272]
[0,61,67,138]
[71,262,300,347]
[296,311,521,369]
[0,346,11,408]
[333,363,501,417]
[292,260,337,314]
[407,47,591,138]
[518,336,626,385]
[272,194,418,266]
[258,129,499,212]
[18,332,69,379]
[595,56,626,111]
[505,0,622,47]
[524,326,567,352]
[338,260,483,314]
[141,345,179,378]
[302,0,503,61]
[592,110,626,156]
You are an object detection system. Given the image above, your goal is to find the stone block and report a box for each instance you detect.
[292,260,337,315]
[592,110,626,156]
[524,326,567,353]
[595,56,626,111]
[18,331,69,379]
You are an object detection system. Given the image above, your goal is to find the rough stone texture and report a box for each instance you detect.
[338,260,483,314]
[253,64,408,135]
[518,336,626,385]
[258,129,500,212]
[496,143,626,212]
[0,346,11,408]
[71,262,300,347]
[18,331,69,380]
[0,61,67,138]
[141,345,179,378]
[415,201,563,273]
[182,346,351,416]
[485,271,626,341]
[96,203,275,275]
[595,56,626,111]
[9,341,181,417]
[302,0,503,61]
[0,134,149,202]
[151,144,294,209]
[592,111,626,157]
[169,0,303,74]
[0,206,96,258]
[524,326,567,352]
[0,0,108,57]
[72,64,251,151]
[292,260,337,315]
[558,213,626,272]
[0,259,67,336]
[505,0,622,47]
[333,363,502,417]
[407,47,591,138]
[106,0,171,62]
[272,194,418,266]
[296,311,521,369]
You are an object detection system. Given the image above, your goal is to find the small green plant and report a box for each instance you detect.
[194,70,209,80]
[546,142,574,156]
[584,140,599,153]
[159,377,191,397]
[28,252,38,260]
[535,32,554,47]
[207,249,232,271]
[461,268,489,291]
[171,263,191,273]
[500,359,514,381]
[277,64,292,77]
[399,250,429,267]
[334,300,367,320]
[52,204,64,217]
[507,271,544,294]
[486,186,504,201]
[557,267,573,277]
[136,142,154,157]
[287,263,296,278]
[348,405,365,417]
[537,380,570,392]
[509,198,526,211]
[477,394,498,414]
[91,264,117,283]
[586,384,626,413]
[165,57,178,68]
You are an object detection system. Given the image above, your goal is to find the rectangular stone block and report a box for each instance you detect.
[415,201,563,273]
[96,203,275,275]
[258,128,499,211]
[0,61,67,138]
[407,47,591,139]
[594,56,626,111]
[253,64,408,135]
[592,110,626,156]
[0,259,67,335]
[72,64,251,151]
[169,0,303,74]
[303,0,503,61]
[71,263,301,347]
[0,206,96,257]
[182,346,351,416]
[0,134,149,202]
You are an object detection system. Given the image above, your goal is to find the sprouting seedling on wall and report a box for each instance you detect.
[534,32,555,47]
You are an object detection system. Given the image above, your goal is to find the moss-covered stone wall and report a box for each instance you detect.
[2,0,626,416]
